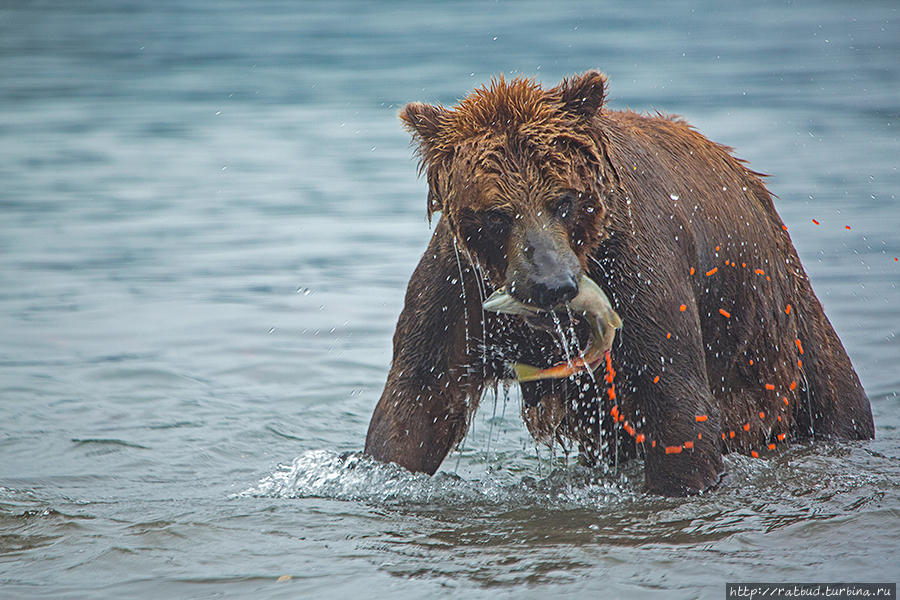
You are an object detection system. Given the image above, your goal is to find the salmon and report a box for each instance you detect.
[483,274,622,382]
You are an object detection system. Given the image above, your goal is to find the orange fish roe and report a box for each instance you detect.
[690,267,695,275]
[665,445,682,455]
[777,433,786,441]
[706,267,718,276]
[666,332,671,339]
[765,383,775,391]
[653,375,660,384]
[684,441,694,449]
[749,359,754,365]
[743,423,750,432]
[785,304,792,315]
[698,432,703,440]
[783,225,788,231]
[721,433,726,440]
[812,219,820,225]
[845,225,851,230]
[759,411,766,419]
[795,338,804,355]
[755,269,765,275]
[623,423,636,437]
[783,397,789,406]
[715,246,720,251]
[729,430,736,439]
[768,443,776,451]
[751,450,759,458]
[719,308,731,318]
[741,262,747,268]
[651,440,656,448]
[798,359,803,369]
[695,414,708,422]
[679,304,687,312]
[789,381,797,391]
[635,433,646,443]
[610,405,619,421]
[777,415,782,422]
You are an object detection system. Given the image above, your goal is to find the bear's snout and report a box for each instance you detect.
[507,225,582,310]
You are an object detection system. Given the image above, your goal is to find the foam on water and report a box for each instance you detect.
[238,449,642,510]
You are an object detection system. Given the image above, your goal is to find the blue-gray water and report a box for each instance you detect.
[1,2,898,598]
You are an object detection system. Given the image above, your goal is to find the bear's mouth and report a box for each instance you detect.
[521,310,581,333]
[481,285,582,331]
[482,275,623,382]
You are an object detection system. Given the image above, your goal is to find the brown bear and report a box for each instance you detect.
[364,71,874,496]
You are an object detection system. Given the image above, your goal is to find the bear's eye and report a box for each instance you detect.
[482,210,511,235]
[555,194,576,221]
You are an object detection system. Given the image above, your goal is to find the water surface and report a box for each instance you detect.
[1,1,898,598]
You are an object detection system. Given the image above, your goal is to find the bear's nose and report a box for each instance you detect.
[528,273,579,308]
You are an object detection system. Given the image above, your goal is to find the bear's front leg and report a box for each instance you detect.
[364,218,488,474]
[634,370,725,496]
[610,288,726,496]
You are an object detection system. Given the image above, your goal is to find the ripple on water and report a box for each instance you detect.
[0,487,94,558]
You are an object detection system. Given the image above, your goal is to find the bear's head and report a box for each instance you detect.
[400,71,618,310]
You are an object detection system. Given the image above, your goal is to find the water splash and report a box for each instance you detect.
[564,303,609,464]
[237,449,640,510]
[452,238,471,358]
[461,246,493,458]
[550,311,576,367]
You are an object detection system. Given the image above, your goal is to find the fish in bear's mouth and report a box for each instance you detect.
[482,274,623,382]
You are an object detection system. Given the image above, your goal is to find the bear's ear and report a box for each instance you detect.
[548,70,608,118]
[399,102,449,163]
